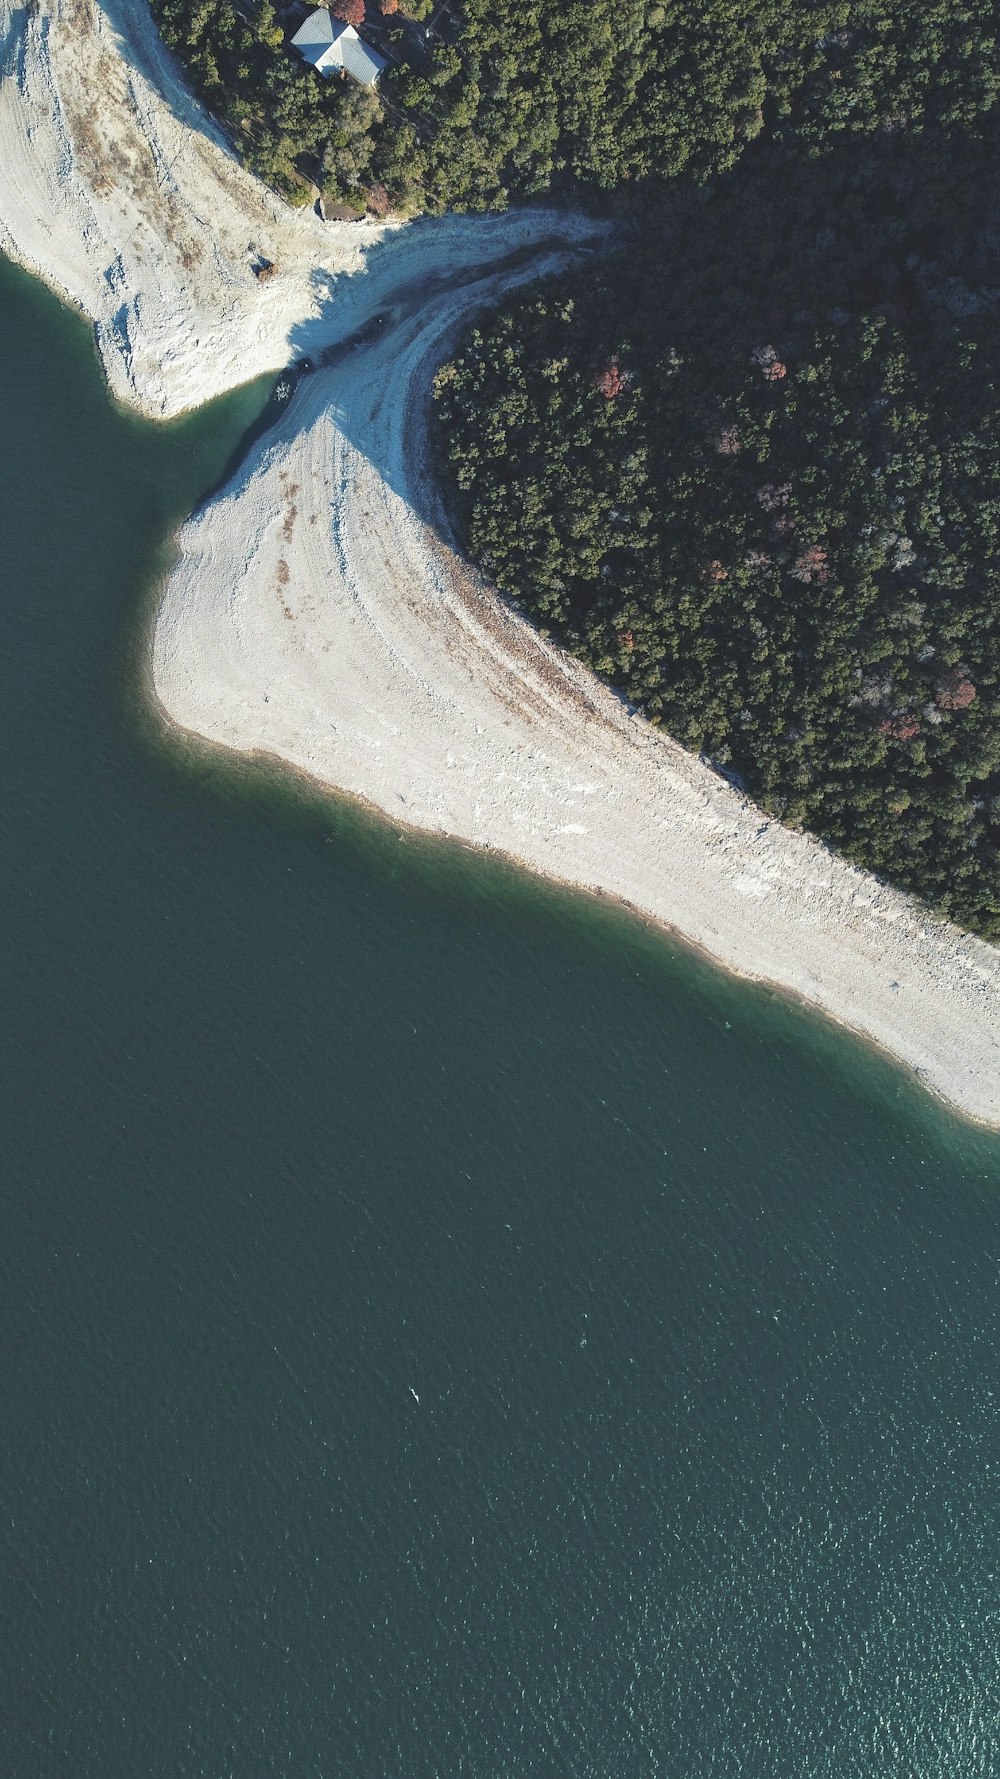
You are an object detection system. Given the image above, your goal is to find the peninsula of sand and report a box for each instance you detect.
[3,0,1000,1125]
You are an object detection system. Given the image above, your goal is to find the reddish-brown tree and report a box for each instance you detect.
[791,544,829,584]
[936,668,977,710]
[332,0,366,26]
[592,357,624,400]
[380,0,399,12]
[879,715,921,741]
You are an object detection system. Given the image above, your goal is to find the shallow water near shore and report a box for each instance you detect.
[5,252,1000,1777]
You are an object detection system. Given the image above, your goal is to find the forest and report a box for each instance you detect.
[433,127,1000,936]
[150,1,1000,211]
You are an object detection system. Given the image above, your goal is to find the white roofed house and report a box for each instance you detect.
[290,9,388,88]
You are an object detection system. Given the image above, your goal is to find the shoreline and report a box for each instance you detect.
[147,293,1000,1131]
[4,1,1000,1130]
[0,0,587,416]
[147,693,994,1136]
[139,580,994,1142]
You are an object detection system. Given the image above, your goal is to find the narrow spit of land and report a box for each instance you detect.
[3,0,1000,1125]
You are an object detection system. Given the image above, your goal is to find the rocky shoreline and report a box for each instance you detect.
[4,0,1000,1126]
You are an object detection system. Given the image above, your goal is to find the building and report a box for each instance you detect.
[290,9,388,88]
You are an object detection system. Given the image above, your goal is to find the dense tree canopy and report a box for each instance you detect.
[150,1,1000,210]
[433,133,1000,935]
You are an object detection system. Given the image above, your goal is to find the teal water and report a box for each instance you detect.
[4,253,1000,1778]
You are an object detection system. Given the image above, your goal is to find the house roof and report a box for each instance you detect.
[290,9,387,86]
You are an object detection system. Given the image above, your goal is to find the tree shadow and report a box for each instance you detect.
[0,6,30,83]
[189,214,602,535]
[275,220,604,534]
[97,0,242,165]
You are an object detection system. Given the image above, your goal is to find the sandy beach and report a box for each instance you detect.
[4,0,1000,1125]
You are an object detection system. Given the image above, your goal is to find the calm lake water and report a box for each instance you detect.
[4,254,1000,1778]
